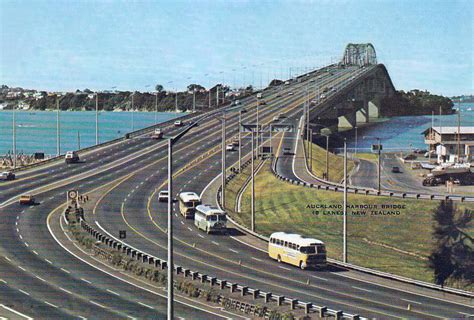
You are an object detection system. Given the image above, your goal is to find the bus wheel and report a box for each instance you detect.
[299,261,306,270]
[277,255,281,263]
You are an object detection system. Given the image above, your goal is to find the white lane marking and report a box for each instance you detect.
[459,312,474,317]
[61,268,70,274]
[35,275,46,282]
[311,275,329,281]
[0,279,6,284]
[278,266,291,271]
[19,234,23,240]
[59,287,73,295]
[16,228,19,233]
[251,257,262,262]
[32,250,38,255]
[107,289,120,296]
[187,227,193,232]
[4,256,11,262]
[24,242,29,247]
[352,286,372,293]
[15,221,17,226]
[0,304,33,320]
[45,258,53,264]
[19,289,30,296]
[400,298,422,305]
[89,300,107,309]
[18,266,26,271]
[198,234,205,238]
[138,302,154,309]
[229,249,238,253]
[212,241,219,246]
[81,278,92,284]
[44,301,58,308]
[180,221,184,225]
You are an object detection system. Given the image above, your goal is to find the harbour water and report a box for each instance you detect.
[342,103,474,153]
[0,110,184,156]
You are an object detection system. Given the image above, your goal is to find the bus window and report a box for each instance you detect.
[300,246,316,254]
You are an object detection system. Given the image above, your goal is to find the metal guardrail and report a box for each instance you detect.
[76,217,361,319]
[270,156,474,299]
[10,111,204,173]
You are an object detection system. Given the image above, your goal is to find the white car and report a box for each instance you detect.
[158,190,169,202]
[288,92,294,95]
[272,116,280,122]
[226,144,235,151]
[174,120,183,127]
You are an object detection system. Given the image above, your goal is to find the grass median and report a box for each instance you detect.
[225,161,474,288]
[307,142,355,183]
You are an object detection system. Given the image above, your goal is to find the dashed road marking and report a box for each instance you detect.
[18,266,26,271]
[44,301,58,308]
[81,278,91,284]
[4,256,11,262]
[45,259,53,264]
[311,275,328,281]
[35,275,46,282]
[61,268,70,274]
[251,257,262,262]
[278,266,291,271]
[400,298,422,305]
[211,241,219,246]
[60,287,73,295]
[138,302,154,309]
[229,249,238,253]
[19,289,30,296]
[352,286,372,293]
[107,289,120,296]
[89,300,107,309]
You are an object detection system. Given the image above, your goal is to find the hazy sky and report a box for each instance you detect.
[1,0,472,96]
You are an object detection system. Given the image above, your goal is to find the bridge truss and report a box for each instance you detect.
[342,43,377,66]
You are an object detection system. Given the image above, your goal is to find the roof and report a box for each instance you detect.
[178,192,200,202]
[422,126,474,135]
[196,204,225,216]
[270,232,324,246]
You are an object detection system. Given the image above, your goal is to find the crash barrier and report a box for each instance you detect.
[213,190,363,319]
[10,111,205,173]
[63,206,84,226]
[78,217,362,319]
[267,157,474,298]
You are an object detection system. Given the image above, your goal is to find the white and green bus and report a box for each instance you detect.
[194,204,227,234]
[178,192,201,218]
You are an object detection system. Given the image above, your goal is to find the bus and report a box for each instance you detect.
[268,232,327,270]
[194,204,227,234]
[178,192,201,218]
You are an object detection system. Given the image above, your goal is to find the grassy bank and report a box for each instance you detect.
[307,142,355,183]
[226,162,474,288]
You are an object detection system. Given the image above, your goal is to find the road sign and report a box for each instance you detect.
[119,230,127,239]
[371,144,383,152]
[270,124,295,132]
[241,124,262,132]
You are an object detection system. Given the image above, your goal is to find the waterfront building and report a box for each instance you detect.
[423,126,474,162]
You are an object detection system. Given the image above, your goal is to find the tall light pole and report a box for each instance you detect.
[325,134,329,180]
[221,111,226,207]
[377,137,381,193]
[251,129,255,231]
[192,89,196,113]
[56,95,61,156]
[12,104,16,169]
[167,138,173,320]
[256,96,260,157]
[238,110,243,171]
[131,92,135,132]
[155,90,159,124]
[343,139,348,263]
[95,92,99,145]
[354,126,358,157]
[175,88,178,113]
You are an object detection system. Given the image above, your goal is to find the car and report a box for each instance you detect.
[284,81,290,85]
[259,100,267,105]
[283,147,292,155]
[320,94,326,99]
[278,113,286,118]
[226,144,235,151]
[0,171,15,181]
[256,93,263,99]
[232,139,239,146]
[158,190,169,202]
[272,116,279,122]
[403,154,417,160]
[233,100,241,106]
[391,166,401,173]
[19,194,35,205]
[151,128,163,139]
[65,151,80,164]
[288,92,294,96]
[309,79,315,82]
[310,99,317,104]
[174,120,183,127]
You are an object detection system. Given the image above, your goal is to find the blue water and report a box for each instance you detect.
[0,110,184,156]
[342,103,474,153]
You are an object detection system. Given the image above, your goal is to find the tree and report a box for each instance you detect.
[429,200,474,288]
[187,84,205,92]
[155,84,163,93]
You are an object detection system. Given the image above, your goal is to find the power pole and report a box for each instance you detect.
[192,90,196,113]
[77,131,81,150]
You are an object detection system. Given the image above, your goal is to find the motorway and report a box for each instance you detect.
[1,65,473,319]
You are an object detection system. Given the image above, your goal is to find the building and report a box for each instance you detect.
[423,126,474,162]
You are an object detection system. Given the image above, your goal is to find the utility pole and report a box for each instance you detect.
[155,91,158,124]
[131,93,135,131]
[175,89,178,113]
[167,138,174,320]
[325,135,329,180]
[256,97,260,158]
[95,92,99,145]
[216,86,219,108]
[208,87,211,109]
[251,130,255,232]
[343,139,348,263]
[12,105,16,169]
[354,126,358,157]
[308,128,313,172]
[238,110,242,171]
[193,89,196,113]
[77,131,81,150]
[56,95,61,156]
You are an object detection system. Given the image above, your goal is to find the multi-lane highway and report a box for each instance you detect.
[1,64,472,319]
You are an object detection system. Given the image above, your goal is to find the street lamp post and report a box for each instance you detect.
[167,138,173,320]
[251,130,255,231]
[155,90,159,124]
[95,92,99,145]
[56,95,61,156]
[221,111,226,207]
[377,137,381,193]
[238,110,242,171]
[175,88,178,113]
[354,126,358,157]
[12,104,16,169]
[131,93,135,132]
[343,139,348,263]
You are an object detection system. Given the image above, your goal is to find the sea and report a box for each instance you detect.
[1,103,473,156]
[0,110,184,156]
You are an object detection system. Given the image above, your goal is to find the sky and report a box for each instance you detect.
[0,0,472,96]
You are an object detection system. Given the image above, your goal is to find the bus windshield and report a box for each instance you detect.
[206,215,217,221]
[300,246,316,254]
[184,200,200,208]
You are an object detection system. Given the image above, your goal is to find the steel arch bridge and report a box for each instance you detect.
[341,43,377,66]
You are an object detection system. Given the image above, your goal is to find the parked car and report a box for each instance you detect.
[391,166,401,173]
[158,190,169,202]
[0,171,15,181]
[19,194,35,205]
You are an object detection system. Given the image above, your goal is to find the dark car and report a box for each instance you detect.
[1,171,15,181]
[391,166,401,173]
